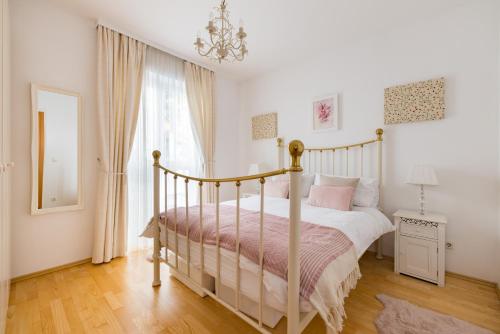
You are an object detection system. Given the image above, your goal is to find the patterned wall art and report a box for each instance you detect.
[252,112,277,140]
[312,94,339,132]
[384,77,445,125]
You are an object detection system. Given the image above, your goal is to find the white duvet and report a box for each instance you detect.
[142,196,394,331]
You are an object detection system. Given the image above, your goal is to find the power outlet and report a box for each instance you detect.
[446,242,453,249]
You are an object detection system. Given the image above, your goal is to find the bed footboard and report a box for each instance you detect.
[151,141,304,334]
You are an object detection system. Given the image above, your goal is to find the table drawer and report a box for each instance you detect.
[400,219,437,240]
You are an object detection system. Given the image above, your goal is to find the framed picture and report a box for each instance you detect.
[312,94,338,132]
[384,77,445,125]
[251,112,277,140]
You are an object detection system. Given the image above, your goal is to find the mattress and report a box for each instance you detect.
[142,196,394,322]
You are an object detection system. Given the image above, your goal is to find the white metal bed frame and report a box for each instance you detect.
[151,128,384,334]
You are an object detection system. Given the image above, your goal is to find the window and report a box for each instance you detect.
[128,48,202,252]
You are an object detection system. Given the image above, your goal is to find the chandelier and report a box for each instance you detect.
[194,0,248,63]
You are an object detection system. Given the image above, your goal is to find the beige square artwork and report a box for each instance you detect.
[384,77,445,125]
[252,113,277,140]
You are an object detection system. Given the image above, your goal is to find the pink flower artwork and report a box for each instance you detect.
[316,102,332,123]
[313,95,338,131]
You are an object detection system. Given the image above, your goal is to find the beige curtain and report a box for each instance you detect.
[93,25,146,263]
[184,62,215,202]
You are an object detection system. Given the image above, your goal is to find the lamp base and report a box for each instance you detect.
[419,184,425,215]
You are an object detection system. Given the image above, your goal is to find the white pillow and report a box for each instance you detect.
[314,174,379,207]
[273,174,315,197]
[300,174,315,197]
[353,177,379,207]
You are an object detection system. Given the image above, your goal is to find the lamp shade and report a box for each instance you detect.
[406,164,439,186]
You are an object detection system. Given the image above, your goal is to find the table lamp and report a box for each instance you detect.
[406,164,439,215]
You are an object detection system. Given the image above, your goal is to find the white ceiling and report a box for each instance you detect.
[49,0,468,81]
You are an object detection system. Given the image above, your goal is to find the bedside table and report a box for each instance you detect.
[394,210,447,287]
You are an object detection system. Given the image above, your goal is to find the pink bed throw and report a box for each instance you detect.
[160,204,355,300]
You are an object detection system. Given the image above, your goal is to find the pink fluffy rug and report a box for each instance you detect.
[375,294,495,334]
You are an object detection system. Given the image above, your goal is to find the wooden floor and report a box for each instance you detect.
[6,251,500,333]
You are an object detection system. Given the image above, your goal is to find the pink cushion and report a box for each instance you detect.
[265,180,289,198]
[307,185,355,211]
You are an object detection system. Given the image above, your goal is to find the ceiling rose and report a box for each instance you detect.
[194,0,248,63]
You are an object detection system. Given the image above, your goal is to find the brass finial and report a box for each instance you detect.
[376,128,384,141]
[276,137,283,147]
[288,140,304,171]
[235,180,241,187]
[152,150,161,165]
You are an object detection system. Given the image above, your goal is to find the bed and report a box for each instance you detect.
[145,129,393,334]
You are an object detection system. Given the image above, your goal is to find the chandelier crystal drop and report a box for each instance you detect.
[194,0,248,63]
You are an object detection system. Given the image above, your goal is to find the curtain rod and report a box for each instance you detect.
[96,19,215,73]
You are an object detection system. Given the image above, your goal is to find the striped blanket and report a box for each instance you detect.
[160,204,357,301]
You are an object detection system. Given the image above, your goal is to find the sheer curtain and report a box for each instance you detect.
[184,62,215,202]
[128,48,202,252]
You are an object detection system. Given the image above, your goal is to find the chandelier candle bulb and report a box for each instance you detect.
[194,37,204,49]
[207,20,214,31]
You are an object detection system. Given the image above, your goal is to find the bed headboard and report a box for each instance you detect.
[277,128,384,203]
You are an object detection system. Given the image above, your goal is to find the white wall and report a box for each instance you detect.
[11,0,241,277]
[239,1,500,282]
[214,74,241,200]
[11,0,98,277]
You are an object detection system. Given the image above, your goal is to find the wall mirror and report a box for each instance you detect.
[31,83,83,215]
